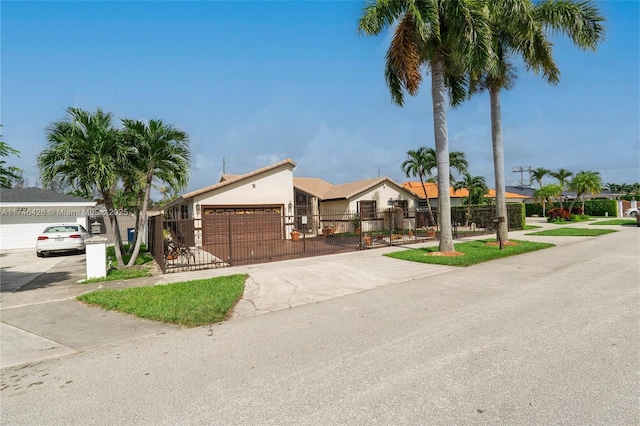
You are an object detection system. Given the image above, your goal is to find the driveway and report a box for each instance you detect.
[0,249,87,294]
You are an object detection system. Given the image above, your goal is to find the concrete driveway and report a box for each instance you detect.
[0,248,87,294]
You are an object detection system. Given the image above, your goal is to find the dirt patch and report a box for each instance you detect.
[427,251,464,257]
[485,241,520,247]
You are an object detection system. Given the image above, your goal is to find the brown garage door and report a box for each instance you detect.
[202,206,283,245]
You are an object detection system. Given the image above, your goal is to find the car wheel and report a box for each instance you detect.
[79,249,86,255]
[37,251,44,258]
[631,211,638,217]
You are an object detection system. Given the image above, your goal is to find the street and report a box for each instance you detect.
[1,227,639,425]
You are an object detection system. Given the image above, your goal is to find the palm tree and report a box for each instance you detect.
[121,118,190,267]
[530,167,550,188]
[359,0,492,253]
[568,170,602,212]
[0,129,22,188]
[38,107,130,267]
[533,184,563,217]
[425,148,469,185]
[551,168,574,191]
[453,173,489,226]
[468,0,604,243]
[401,147,436,227]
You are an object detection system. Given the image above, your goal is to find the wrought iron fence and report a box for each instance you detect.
[148,204,524,273]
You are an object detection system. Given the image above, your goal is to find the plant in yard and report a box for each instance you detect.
[121,118,191,267]
[533,184,563,217]
[568,170,603,212]
[78,275,247,327]
[358,0,492,253]
[0,129,22,188]
[551,168,574,191]
[467,0,604,244]
[351,213,361,232]
[546,207,571,222]
[453,173,488,226]
[38,107,130,266]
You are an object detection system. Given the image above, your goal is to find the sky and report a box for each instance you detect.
[2,0,639,198]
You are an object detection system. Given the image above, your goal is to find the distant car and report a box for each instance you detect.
[624,207,639,217]
[36,224,90,257]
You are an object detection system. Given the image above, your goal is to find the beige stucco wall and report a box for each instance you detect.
[193,167,295,211]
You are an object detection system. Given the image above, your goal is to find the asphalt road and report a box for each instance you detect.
[1,227,638,425]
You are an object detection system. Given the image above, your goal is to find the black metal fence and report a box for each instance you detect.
[147,204,523,273]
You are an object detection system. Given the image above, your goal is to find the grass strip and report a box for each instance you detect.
[80,267,153,284]
[589,219,637,226]
[77,274,247,327]
[525,228,616,237]
[384,239,554,267]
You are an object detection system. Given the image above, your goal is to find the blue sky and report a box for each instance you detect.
[2,0,639,196]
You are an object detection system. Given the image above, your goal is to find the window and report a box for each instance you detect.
[360,200,376,220]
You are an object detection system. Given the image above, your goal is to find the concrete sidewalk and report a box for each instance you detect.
[1,217,634,369]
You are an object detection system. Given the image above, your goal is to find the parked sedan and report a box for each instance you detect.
[624,207,639,217]
[36,224,90,257]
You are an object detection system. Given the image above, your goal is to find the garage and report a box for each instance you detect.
[0,188,95,250]
[202,206,283,245]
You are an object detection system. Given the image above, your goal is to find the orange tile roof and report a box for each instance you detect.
[402,182,529,199]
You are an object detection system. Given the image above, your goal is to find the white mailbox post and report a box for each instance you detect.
[85,236,108,280]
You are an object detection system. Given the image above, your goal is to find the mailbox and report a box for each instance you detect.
[491,216,505,223]
[91,221,102,234]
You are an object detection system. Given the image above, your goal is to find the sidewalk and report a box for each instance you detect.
[1,217,633,368]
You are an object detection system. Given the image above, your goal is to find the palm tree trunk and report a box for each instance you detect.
[419,175,436,227]
[127,190,143,255]
[103,191,125,267]
[431,56,454,252]
[127,169,152,267]
[490,87,509,242]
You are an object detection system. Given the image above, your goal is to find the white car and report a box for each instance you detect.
[624,207,639,217]
[36,224,90,257]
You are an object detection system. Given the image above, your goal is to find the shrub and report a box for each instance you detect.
[570,206,583,215]
[547,208,571,222]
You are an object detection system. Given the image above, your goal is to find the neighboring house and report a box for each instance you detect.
[164,159,296,245]
[405,182,530,206]
[294,176,420,233]
[0,187,95,250]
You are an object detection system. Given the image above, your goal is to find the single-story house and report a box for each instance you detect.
[0,187,96,250]
[164,159,297,245]
[404,182,530,205]
[163,159,422,244]
[294,176,421,233]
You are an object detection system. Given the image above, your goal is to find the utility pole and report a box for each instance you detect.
[222,157,226,175]
[512,166,531,187]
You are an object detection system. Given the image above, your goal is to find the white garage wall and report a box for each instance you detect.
[0,205,93,250]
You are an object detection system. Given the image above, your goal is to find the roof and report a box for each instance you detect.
[294,176,415,201]
[292,177,335,199]
[167,158,297,207]
[0,187,95,204]
[404,182,530,199]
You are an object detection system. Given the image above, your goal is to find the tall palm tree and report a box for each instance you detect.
[530,167,550,188]
[468,0,604,243]
[533,184,563,217]
[568,170,602,212]
[453,173,489,226]
[551,168,574,191]
[424,148,469,184]
[38,107,130,267]
[359,0,492,253]
[401,147,436,227]
[121,118,191,267]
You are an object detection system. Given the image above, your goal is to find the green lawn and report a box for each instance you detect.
[77,274,247,327]
[384,239,554,267]
[590,219,637,226]
[525,228,616,237]
[80,267,153,284]
[107,244,154,268]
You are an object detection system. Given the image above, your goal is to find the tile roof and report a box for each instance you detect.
[295,177,414,201]
[0,187,95,204]
[169,158,297,205]
[404,182,530,199]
